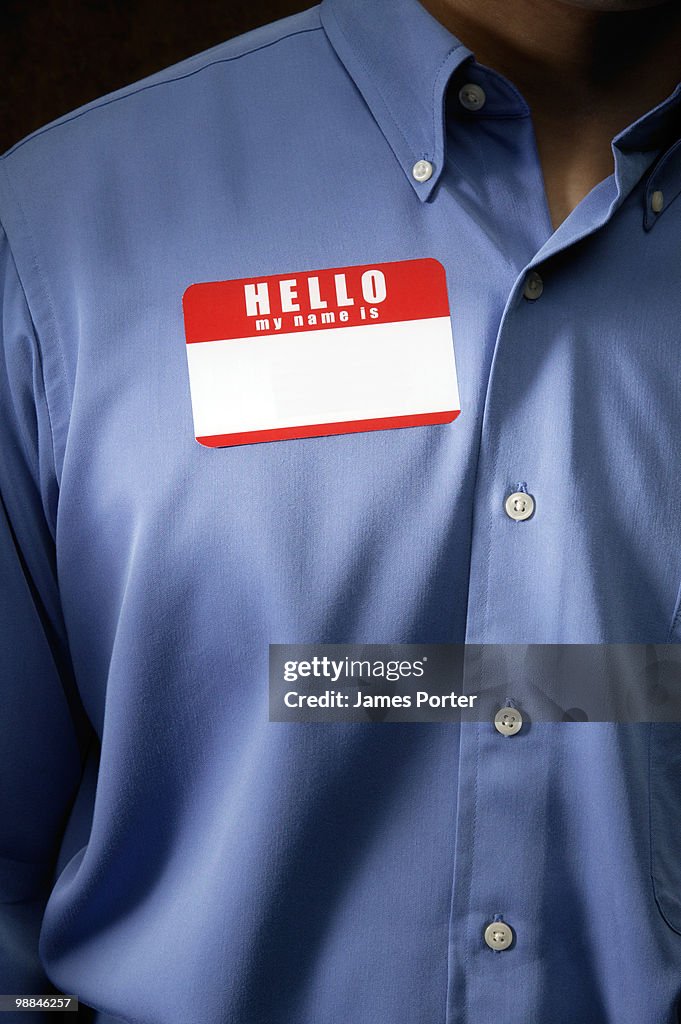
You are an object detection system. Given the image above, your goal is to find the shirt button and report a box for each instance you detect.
[412,159,433,182]
[651,189,664,214]
[458,83,486,111]
[484,920,514,951]
[523,270,544,300]
[504,491,535,521]
[494,706,523,736]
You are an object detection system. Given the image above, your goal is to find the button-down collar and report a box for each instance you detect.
[320,0,473,199]
[613,80,681,229]
[321,0,681,216]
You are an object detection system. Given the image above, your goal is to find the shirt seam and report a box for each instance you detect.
[430,42,469,166]
[3,22,324,159]
[647,722,681,937]
[460,110,530,121]
[666,578,681,642]
[0,162,65,501]
[463,724,480,1016]
[322,0,465,164]
[321,1,415,156]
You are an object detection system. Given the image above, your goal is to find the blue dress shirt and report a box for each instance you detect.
[2,0,681,1020]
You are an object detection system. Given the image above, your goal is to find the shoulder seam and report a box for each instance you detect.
[0,159,71,491]
[3,20,323,159]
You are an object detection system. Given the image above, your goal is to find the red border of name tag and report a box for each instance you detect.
[182,258,460,447]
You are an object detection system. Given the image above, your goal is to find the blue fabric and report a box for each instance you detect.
[2,0,681,1020]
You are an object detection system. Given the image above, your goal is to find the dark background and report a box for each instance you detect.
[1,1,312,154]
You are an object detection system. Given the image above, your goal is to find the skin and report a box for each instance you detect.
[418,0,681,228]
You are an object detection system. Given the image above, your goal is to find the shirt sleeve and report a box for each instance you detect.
[0,221,92,1004]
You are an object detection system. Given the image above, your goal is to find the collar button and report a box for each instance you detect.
[458,82,486,111]
[412,159,433,182]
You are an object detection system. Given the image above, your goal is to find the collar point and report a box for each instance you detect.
[406,162,442,201]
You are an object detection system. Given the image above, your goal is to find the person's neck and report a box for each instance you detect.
[418,0,681,228]
[420,0,681,130]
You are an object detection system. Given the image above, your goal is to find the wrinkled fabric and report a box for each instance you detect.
[2,0,681,1021]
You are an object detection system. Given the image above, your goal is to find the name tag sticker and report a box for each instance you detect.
[181,257,460,448]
